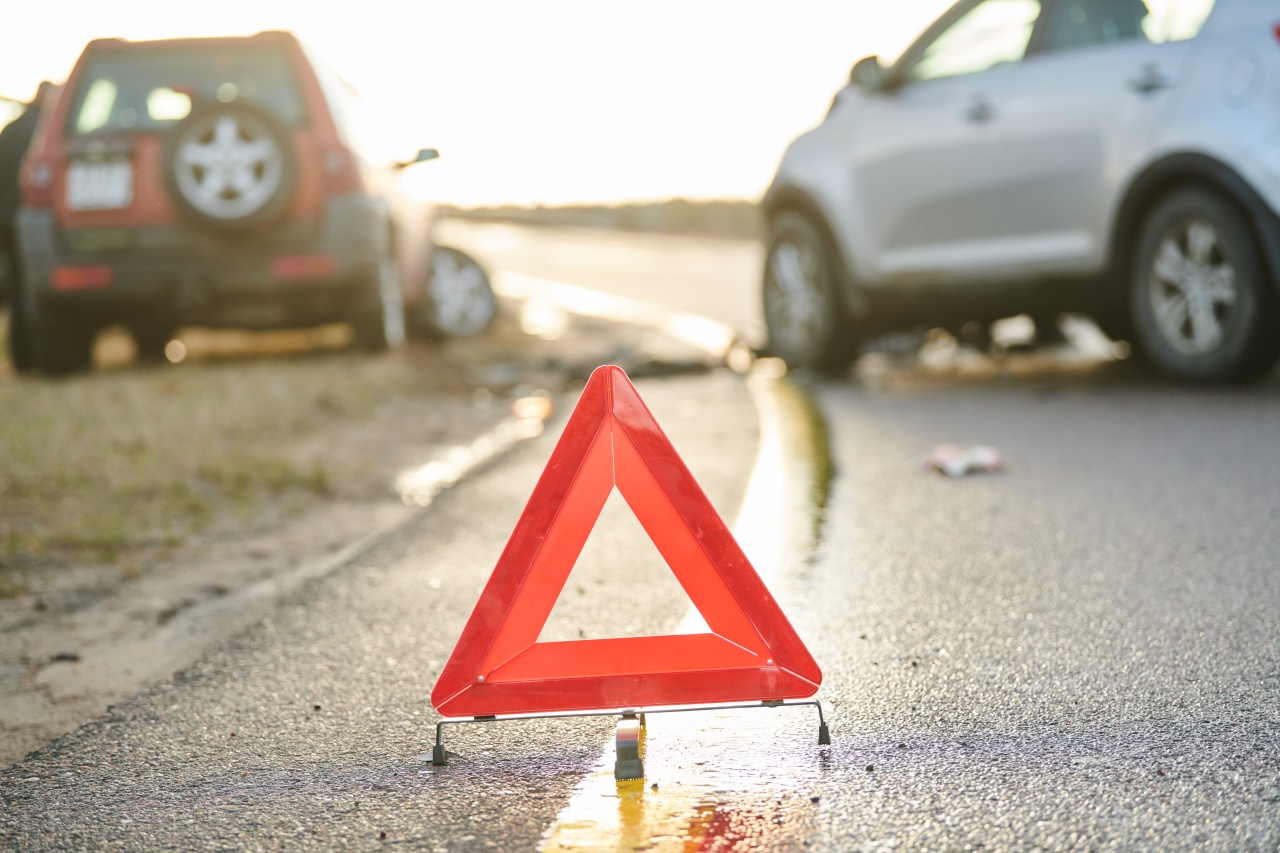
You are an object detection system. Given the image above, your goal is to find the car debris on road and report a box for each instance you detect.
[924,443,1004,478]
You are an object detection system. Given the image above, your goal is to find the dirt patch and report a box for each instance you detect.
[0,298,720,767]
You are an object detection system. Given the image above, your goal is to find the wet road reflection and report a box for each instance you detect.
[540,364,832,851]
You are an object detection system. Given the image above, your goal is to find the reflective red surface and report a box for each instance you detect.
[431,365,821,717]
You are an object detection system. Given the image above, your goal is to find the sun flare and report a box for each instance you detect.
[2,0,951,206]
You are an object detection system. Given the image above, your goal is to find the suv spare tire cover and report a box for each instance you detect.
[162,101,297,232]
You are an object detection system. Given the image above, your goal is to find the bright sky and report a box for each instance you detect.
[1,1,952,206]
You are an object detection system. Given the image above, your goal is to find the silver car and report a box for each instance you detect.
[763,0,1280,380]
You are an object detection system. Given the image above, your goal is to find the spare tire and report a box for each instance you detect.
[163,102,296,232]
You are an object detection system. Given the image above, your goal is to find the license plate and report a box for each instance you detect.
[66,159,133,211]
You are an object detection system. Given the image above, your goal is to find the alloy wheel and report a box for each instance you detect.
[427,248,495,337]
[1147,218,1238,357]
[174,112,284,220]
[765,237,825,356]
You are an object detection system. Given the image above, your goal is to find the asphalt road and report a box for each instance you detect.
[4,223,1279,850]
[434,220,766,347]
[0,368,764,851]
[802,366,1280,850]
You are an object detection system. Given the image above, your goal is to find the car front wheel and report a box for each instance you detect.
[1131,189,1280,381]
[420,246,496,338]
[762,211,858,373]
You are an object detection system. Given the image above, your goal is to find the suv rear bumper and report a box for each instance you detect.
[15,194,388,329]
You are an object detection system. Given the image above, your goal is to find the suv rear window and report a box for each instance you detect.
[67,44,306,136]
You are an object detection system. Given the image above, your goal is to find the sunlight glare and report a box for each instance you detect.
[2,1,951,206]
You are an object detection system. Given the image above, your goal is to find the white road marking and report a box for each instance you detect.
[493,271,737,358]
[538,363,820,852]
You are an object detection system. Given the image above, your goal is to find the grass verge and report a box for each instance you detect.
[0,343,471,592]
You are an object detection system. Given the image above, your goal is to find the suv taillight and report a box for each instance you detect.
[21,159,54,208]
[322,144,362,194]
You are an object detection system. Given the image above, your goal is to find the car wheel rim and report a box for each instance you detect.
[174,112,283,220]
[1148,218,1238,357]
[765,237,825,354]
[429,251,494,337]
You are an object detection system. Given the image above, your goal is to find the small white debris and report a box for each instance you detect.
[925,444,1004,478]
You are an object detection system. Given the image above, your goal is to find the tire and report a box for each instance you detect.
[1130,188,1280,381]
[8,269,36,374]
[32,301,94,376]
[420,246,496,338]
[162,102,297,233]
[350,255,406,353]
[132,323,176,363]
[762,210,860,373]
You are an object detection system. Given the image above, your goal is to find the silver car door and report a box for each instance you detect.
[832,0,1046,283]
[983,0,1209,276]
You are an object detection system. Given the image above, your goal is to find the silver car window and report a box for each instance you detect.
[1040,0,1215,52]
[1142,0,1216,42]
[911,0,1044,82]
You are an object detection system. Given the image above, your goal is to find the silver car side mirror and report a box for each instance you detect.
[395,148,440,170]
[850,55,887,92]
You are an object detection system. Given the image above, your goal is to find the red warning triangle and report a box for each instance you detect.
[431,365,822,717]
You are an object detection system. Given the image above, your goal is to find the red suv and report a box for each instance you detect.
[12,31,491,374]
